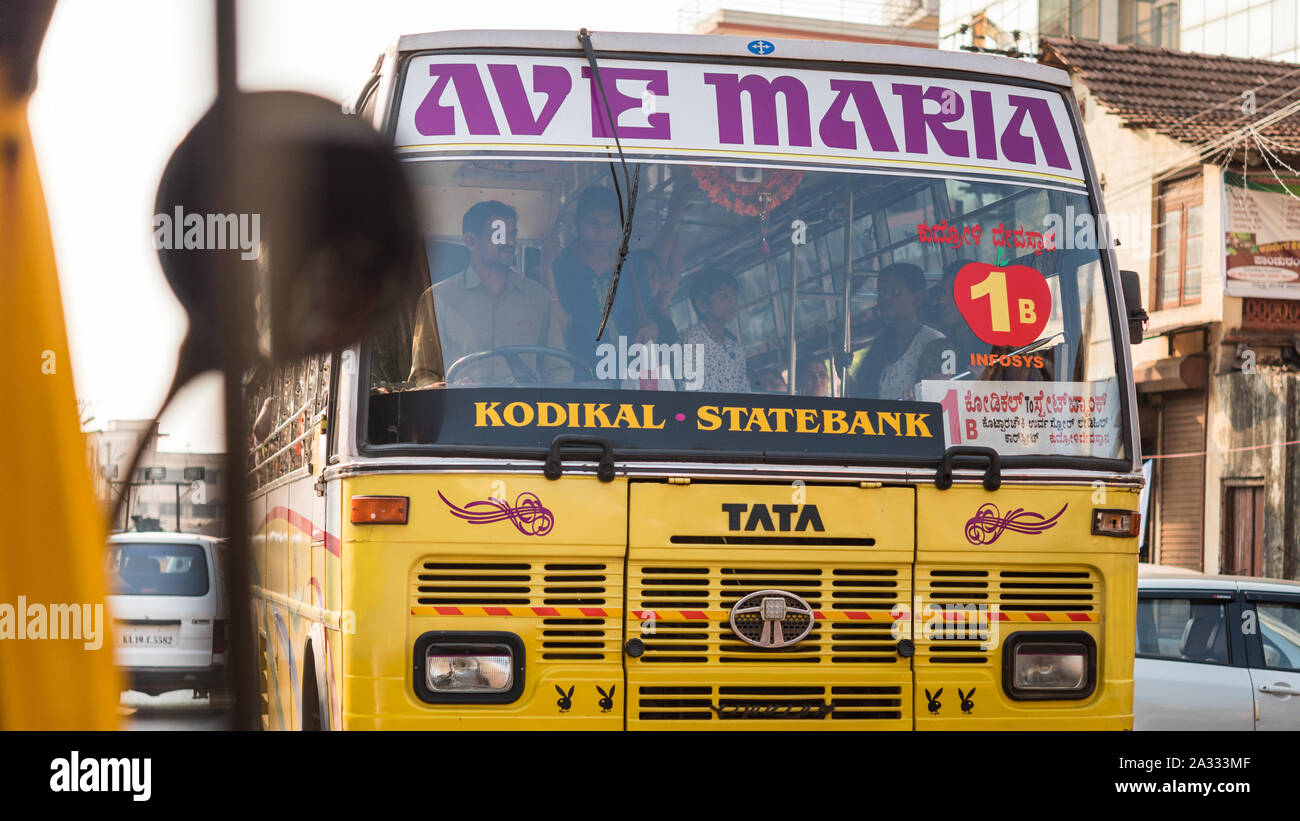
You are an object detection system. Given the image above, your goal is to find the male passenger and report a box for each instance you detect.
[919,259,986,380]
[542,185,684,374]
[409,201,570,386]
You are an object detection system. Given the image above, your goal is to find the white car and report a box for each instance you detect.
[107,532,228,698]
[1135,563,1300,730]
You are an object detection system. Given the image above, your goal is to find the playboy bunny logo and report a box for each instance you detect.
[555,684,574,713]
[596,684,616,713]
[925,688,943,715]
[959,687,975,715]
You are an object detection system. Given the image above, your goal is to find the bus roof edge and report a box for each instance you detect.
[392,29,1072,89]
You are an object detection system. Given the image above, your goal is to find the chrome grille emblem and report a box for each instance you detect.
[729,589,814,649]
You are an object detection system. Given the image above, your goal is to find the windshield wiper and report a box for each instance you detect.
[578,28,641,342]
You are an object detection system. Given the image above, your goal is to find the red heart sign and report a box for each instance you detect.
[952,262,1051,348]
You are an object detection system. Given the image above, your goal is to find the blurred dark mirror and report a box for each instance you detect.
[154,90,420,375]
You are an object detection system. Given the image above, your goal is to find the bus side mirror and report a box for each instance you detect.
[154,90,419,381]
[1120,270,1147,345]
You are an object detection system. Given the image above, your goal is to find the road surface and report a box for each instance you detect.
[121,689,230,730]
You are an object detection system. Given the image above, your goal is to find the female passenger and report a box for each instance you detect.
[848,262,946,400]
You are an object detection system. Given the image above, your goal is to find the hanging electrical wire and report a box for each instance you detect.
[1251,130,1300,178]
[1100,96,1300,205]
[1147,437,1300,460]
[1249,128,1300,203]
[1160,64,1300,132]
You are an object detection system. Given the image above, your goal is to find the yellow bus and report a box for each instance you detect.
[247,29,1144,729]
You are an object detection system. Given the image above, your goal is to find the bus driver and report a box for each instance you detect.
[409,200,571,386]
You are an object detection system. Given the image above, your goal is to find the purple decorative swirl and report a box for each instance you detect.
[438,491,554,537]
[964,502,1067,546]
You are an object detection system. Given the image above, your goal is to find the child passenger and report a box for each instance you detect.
[680,267,750,393]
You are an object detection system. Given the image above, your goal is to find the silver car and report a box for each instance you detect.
[1135,564,1300,730]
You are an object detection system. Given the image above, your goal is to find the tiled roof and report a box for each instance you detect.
[1040,36,1300,152]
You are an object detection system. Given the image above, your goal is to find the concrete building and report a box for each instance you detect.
[84,419,226,536]
[1042,37,1300,579]
[942,0,1300,60]
[682,0,939,46]
[1180,1,1300,61]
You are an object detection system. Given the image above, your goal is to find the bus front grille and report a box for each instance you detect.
[917,566,1101,664]
[631,564,904,665]
[636,685,903,721]
[410,560,617,661]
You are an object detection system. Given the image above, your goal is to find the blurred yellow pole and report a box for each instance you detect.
[0,48,122,727]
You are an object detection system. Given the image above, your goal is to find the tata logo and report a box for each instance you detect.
[722,503,825,532]
[747,39,775,56]
[729,589,815,648]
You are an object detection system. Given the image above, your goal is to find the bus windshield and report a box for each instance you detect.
[365,55,1128,466]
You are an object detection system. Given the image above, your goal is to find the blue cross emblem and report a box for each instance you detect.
[747,39,775,56]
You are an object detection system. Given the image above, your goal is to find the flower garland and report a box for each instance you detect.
[690,166,802,217]
[690,166,803,254]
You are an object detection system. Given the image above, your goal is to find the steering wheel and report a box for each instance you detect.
[445,345,595,385]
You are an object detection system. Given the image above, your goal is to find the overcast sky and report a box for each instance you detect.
[30,0,679,453]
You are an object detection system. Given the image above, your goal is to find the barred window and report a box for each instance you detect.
[245,352,331,489]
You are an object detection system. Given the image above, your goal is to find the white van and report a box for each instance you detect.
[107,532,228,698]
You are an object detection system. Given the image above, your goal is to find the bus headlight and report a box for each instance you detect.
[1002,632,1096,700]
[427,650,513,693]
[413,632,525,704]
[1015,646,1085,688]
